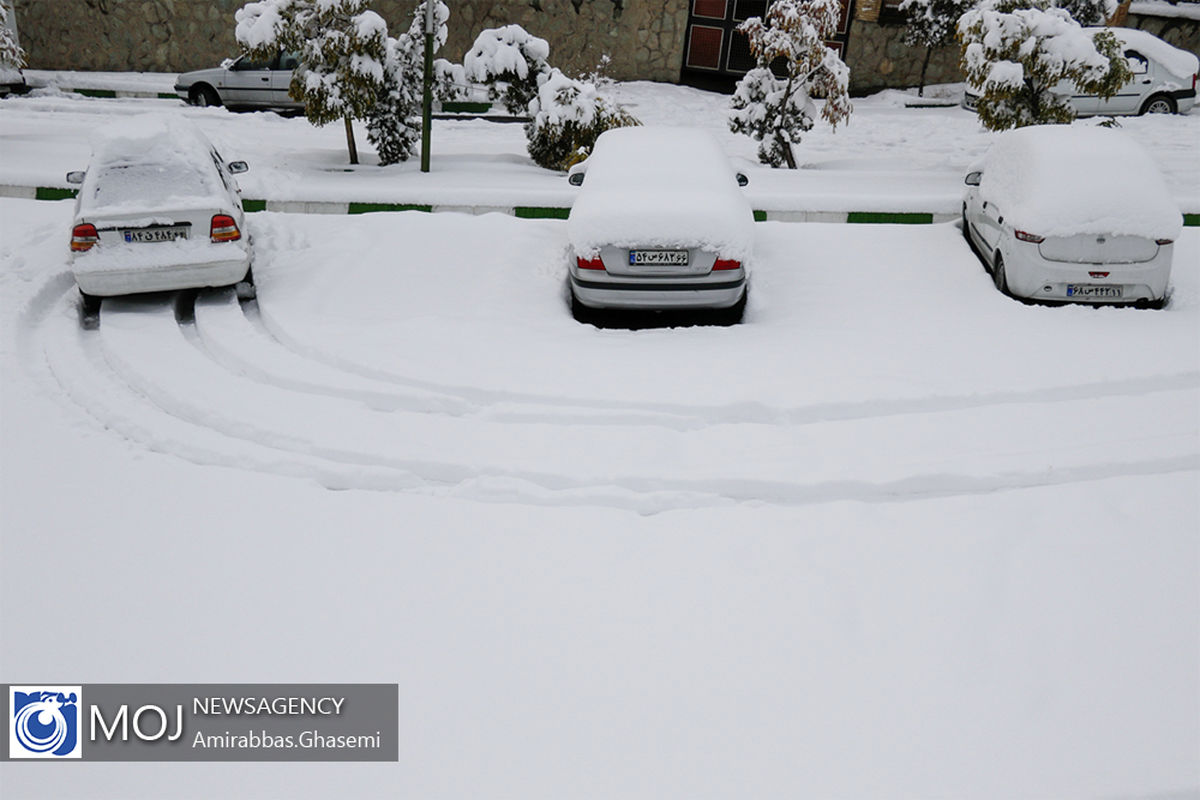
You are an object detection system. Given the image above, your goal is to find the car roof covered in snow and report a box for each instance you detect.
[77,114,231,216]
[1098,26,1200,80]
[567,126,755,261]
[977,125,1181,241]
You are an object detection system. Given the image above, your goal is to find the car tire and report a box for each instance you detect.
[992,253,1008,294]
[79,289,101,325]
[190,85,221,108]
[234,266,256,301]
[715,291,747,326]
[1139,94,1176,115]
[570,292,595,324]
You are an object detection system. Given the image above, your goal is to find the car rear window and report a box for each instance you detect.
[89,162,218,206]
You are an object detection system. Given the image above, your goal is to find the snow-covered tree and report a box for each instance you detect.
[236,0,390,164]
[365,0,448,165]
[1055,0,1117,25]
[958,0,1131,130]
[899,0,976,96]
[463,25,551,115]
[0,3,25,71]
[525,68,639,171]
[728,0,853,169]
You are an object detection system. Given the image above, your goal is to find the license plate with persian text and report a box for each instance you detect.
[629,249,689,266]
[123,225,189,244]
[1066,284,1122,299]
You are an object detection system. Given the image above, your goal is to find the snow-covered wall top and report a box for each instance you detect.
[978,125,1182,241]
[567,127,756,261]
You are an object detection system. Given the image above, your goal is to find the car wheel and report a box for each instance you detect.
[992,253,1008,294]
[570,292,594,324]
[1139,94,1176,115]
[715,291,747,326]
[190,85,221,108]
[234,266,256,301]
[79,289,101,325]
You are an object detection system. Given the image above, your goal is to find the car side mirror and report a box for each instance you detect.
[66,171,86,184]
[227,161,249,174]
[736,172,749,187]
[964,171,982,186]
[568,172,584,186]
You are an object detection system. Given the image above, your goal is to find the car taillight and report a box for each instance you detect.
[210,214,241,242]
[576,256,604,270]
[1014,230,1044,243]
[713,259,741,270]
[71,223,99,252]
[1155,238,1174,246]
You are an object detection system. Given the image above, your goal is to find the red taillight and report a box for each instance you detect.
[1014,230,1044,243]
[576,256,604,270]
[1155,238,1173,246]
[71,223,99,252]
[210,214,241,242]
[713,258,741,270]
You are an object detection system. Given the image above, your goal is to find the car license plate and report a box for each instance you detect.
[123,225,189,244]
[1066,284,1122,299]
[629,249,688,266]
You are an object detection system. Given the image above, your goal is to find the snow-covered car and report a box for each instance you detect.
[962,125,1179,307]
[566,127,754,323]
[67,114,254,309]
[175,51,302,111]
[963,27,1198,116]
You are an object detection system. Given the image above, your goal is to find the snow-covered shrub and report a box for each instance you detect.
[1055,0,1117,25]
[958,0,1131,130]
[525,68,639,171]
[899,0,976,95]
[463,25,551,115]
[236,0,390,163]
[364,0,449,165]
[728,0,852,169]
[0,4,23,71]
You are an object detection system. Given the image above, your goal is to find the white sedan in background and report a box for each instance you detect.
[566,126,755,324]
[175,51,302,112]
[68,114,254,312]
[962,125,1179,308]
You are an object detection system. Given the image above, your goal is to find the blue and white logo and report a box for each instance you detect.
[9,686,82,759]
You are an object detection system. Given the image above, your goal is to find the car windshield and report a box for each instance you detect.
[90,162,216,206]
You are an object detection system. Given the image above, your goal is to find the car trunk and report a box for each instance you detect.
[1037,234,1159,264]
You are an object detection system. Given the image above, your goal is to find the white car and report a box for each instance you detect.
[962,125,1179,307]
[67,114,254,311]
[963,27,1199,116]
[566,127,754,323]
[175,52,302,112]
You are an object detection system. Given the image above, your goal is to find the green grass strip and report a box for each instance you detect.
[515,206,570,220]
[242,199,267,213]
[753,210,767,222]
[847,211,934,224]
[347,202,432,214]
[157,92,179,100]
[36,187,78,200]
[75,88,117,98]
[442,101,492,113]
[1183,213,1200,227]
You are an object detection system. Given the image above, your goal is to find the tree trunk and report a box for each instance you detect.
[780,132,797,169]
[919,47,932,97]
[344,115,358,165]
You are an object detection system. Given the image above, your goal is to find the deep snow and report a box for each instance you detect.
[1,193,1197,798]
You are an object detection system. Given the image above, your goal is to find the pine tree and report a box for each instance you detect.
[463,25,551,115]
[525,69,639,171]
[899,0,976,96]
[236,0,390,164]
[1055,0,1116,25]
[728,0,853,169]
[958,0,1131,130]
[0,3,24,71]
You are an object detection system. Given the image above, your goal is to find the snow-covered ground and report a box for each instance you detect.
[2,186,1197,797]
[3,71,1199,797]
[4,73,1199,213]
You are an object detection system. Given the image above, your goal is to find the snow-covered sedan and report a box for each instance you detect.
[67,114,254,310]
[962,125,1179,307]
[566,127,754,323]
[963,28,1198,117]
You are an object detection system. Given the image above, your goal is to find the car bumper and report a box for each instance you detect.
[74,256,250,297]
[570,273,747,310]
[1004,246,1172,304]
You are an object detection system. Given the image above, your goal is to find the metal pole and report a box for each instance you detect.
[420,1,435,173]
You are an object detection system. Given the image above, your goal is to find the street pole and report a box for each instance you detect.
[420,0,435,173]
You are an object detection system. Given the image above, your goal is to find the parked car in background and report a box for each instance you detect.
[68,114,254,311]
[566,127,755,324]
[175,51,302,112]
[963,27,1198,116]
[962,125,1179,308]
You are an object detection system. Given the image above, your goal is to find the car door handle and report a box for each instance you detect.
[982,201,987,209]
[1141,79,1152,84]
[997,216,1003,224]
[261,77,270,82]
